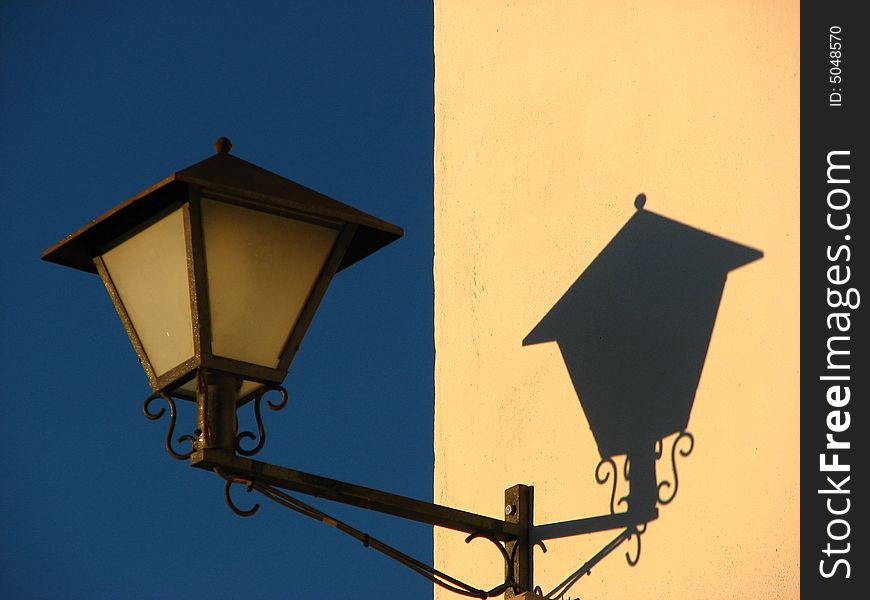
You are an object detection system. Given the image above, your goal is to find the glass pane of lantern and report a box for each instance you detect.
[101,207,194,377]
[201,198,339,368]
[237,380,264,398]
[175,377,263,401]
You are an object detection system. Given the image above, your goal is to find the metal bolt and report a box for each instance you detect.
[505,504,516,516]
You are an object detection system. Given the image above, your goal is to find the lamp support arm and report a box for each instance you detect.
[146,380,664,599]
[216,471,518,599]
[190,448,526,541]
[531,509,656,543]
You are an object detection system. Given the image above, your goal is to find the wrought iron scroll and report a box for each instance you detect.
[464,531,521,597]
[212,469,520,599]
[657,431,694,505]
[142,393,195,460]
[215,468,260,517]
[235,385,289,457]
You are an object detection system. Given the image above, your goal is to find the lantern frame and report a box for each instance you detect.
[42,144,403,404]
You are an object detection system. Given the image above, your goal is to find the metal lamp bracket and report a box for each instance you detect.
[143,377,692,599]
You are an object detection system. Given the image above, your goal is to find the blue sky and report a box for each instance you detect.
[1,2,434,597]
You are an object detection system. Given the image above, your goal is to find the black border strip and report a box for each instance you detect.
[801,2,867,596]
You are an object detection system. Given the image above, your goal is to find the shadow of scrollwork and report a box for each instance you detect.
[625,523,646,566]
[595,457,619,515]
[594,430,694,521]
[657,431,694,505]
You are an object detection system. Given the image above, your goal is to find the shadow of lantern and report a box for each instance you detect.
[524,195,762,522]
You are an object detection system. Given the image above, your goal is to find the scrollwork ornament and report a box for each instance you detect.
[464,531,521,596]
[235,385,289,456]
[142,392,195,460]
[215,468,260,517]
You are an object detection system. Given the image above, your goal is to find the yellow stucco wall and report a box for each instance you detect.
[434,2,799,599]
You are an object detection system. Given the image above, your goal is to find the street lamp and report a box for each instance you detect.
[43,137,401,405]
[42,139,710,600]
[42,137,402,458]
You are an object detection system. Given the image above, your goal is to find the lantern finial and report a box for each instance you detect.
[214,137,233,154]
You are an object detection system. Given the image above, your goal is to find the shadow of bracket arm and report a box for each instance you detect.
[543,527,635,600]
[532,509,657,543]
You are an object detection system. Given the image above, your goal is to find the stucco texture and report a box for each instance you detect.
[434,1,798,599]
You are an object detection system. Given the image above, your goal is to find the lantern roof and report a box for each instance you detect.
[42,149,403,274]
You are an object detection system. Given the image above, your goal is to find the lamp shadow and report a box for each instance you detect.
[525,194,762,523]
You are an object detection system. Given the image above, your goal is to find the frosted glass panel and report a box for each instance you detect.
[238,379,264,398]
[175,377,263,401]
[176,378,196,397]
[201,198,339,367]
[102,207,194,377]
